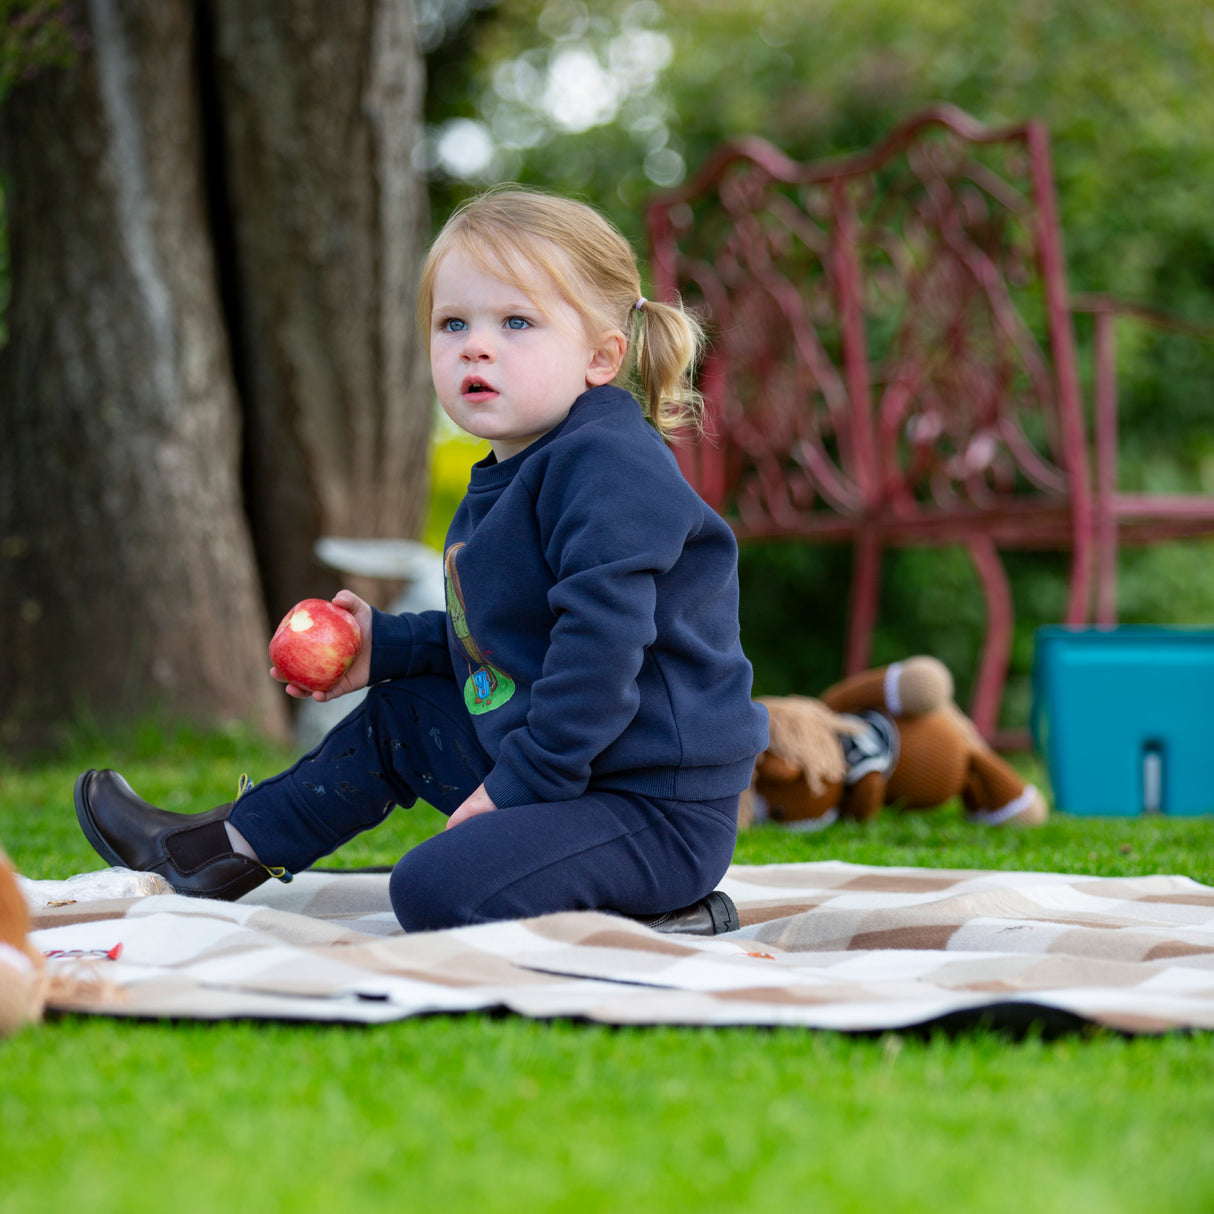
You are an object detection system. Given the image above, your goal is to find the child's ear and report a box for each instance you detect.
[586,331,626,386]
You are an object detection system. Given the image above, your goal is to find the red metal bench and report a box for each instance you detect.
[647,105,1214,746]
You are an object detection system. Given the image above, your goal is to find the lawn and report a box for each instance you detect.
[3,722,1213,1214]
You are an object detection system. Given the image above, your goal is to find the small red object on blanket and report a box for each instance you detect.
[44,943,123,961]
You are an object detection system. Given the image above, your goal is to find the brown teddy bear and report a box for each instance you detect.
[741,656,1048,830]
[0,843,45,1036]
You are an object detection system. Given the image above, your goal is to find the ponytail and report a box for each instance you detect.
[633,296,706,442]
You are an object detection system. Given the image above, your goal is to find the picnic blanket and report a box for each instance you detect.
[28,861,1214,1034]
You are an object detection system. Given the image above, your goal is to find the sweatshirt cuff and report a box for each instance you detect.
[367,607,449,683]
[482,764,556,810]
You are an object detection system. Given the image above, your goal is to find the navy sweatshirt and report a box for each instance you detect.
[368,385,769,808]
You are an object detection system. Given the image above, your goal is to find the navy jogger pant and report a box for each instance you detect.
[228,675,739,932]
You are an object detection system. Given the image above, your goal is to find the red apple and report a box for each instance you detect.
[269,598,362,693]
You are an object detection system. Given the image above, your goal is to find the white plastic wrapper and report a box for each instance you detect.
[18,867,173,910]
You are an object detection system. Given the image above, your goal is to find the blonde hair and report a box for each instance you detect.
[417,186,704,440]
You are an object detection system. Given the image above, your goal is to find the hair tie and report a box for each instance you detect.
[635,297,647,312]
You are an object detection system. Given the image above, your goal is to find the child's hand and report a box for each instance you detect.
[271,589,373,701]
[445,784,498,830]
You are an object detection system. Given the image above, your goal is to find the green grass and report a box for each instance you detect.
[3,724,1213,1214]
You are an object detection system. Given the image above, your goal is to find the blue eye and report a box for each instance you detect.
[505,316,530,330]
[441,318,467,332]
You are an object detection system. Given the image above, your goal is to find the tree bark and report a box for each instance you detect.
[0,0,289,750]
[0,0,431,753]
[208,0,432,619]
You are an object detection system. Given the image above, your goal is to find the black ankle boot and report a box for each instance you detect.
[74,769,273,901]
[634,890,740,936]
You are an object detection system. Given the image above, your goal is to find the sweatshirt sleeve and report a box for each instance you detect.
[482,436,699,807]
[367,607,454,683]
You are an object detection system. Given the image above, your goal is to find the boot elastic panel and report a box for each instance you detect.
[164,819,238,875]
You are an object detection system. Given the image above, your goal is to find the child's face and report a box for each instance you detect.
[428,248,624,462]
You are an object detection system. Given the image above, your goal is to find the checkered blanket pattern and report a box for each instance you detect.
[29,862,1214,1033]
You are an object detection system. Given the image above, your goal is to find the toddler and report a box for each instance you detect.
[75,187,769,934]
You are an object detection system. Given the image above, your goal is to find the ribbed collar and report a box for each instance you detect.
[465,385,633,490]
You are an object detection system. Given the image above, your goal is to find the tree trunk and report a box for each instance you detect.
[207,0,432,619]
[0,0,431,754]
[0,0,282,751]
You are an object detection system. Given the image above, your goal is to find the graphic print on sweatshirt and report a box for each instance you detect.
[444,543,516,714]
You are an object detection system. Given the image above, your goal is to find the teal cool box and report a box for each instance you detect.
[1030,626,1214,816]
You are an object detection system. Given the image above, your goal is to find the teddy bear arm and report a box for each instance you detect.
[820,657,952,718]
[819,668,891,715]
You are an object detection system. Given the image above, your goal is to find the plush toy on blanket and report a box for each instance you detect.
[741,656,1048,830]
[0,843,45,1036]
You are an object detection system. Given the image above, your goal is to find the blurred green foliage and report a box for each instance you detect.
[0,0,80,102]
[428,0,1214,718]
[423,417,489,550]
[437,0,1214,305]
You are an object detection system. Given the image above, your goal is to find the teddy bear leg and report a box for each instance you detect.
[820,656,953,718]
[962,752,1049,827]
[840,771,885,822]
